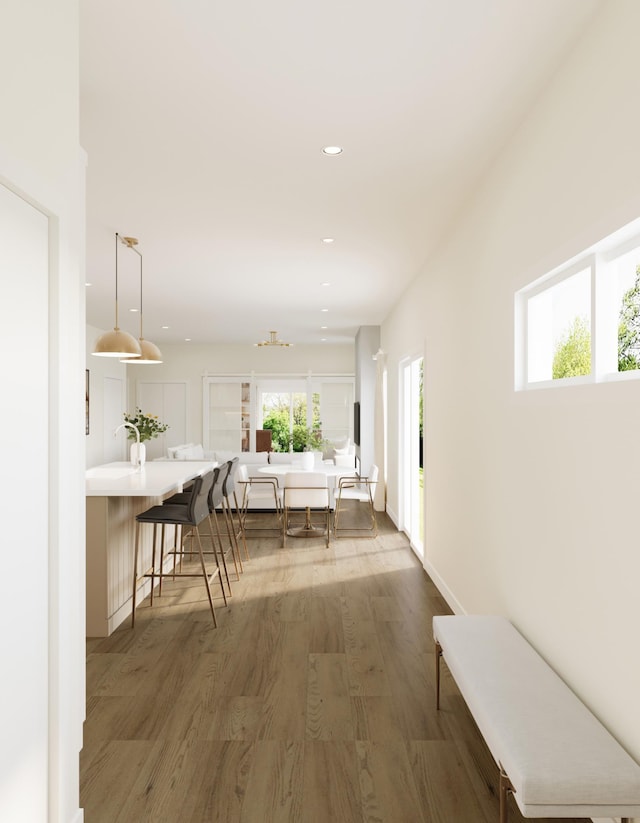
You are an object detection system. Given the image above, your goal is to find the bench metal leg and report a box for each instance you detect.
[435,641,442,710]
[499,767,513,823]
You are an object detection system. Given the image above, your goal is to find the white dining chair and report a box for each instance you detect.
[235,462,282,534]
[333,464,379,538]
[282,471,330,547]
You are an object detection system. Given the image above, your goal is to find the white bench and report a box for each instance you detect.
[433,615,640,822]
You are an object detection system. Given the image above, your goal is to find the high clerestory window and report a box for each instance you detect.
[515,217,640,389]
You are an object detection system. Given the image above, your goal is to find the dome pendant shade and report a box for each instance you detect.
[122,337,163,364]
[92,232,141,358]
[94,327,142,357]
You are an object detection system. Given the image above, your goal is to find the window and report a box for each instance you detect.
[203,374,354,451]
[516,217,640,389]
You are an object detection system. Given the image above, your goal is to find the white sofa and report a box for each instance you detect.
[166,443,213,461]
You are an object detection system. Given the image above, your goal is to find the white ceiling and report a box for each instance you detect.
[81,0,601,347]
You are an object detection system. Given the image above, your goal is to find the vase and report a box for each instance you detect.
[301,451,314,470]
[130,442,146,468]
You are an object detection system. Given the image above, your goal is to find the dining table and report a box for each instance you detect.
[258,461,357,535]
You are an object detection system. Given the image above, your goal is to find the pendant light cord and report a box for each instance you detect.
[114,231,120,330]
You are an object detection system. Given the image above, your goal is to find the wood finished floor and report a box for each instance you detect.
[81,506,589,823]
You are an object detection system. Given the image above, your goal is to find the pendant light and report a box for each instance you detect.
[120,236,163,364]
[92,232,142,358]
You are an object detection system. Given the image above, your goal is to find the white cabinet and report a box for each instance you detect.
[135,380,188,460]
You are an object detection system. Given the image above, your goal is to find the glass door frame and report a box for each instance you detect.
[400,354,424,558]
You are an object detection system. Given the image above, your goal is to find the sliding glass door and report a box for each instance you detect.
[400,356,424,558]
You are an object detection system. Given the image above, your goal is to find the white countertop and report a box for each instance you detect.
[85,461,217,497]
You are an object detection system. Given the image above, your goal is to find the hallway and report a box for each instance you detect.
[80,512,587,822]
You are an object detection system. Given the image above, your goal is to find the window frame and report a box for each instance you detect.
[515,217,640,391]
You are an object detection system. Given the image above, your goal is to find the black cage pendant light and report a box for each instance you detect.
[92,232,142,358]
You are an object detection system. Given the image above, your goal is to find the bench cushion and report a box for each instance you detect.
[433,615,640,817]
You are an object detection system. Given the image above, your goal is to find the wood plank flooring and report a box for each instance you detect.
[81,505,589,823]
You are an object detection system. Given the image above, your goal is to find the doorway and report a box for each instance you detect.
[400,355,424,558]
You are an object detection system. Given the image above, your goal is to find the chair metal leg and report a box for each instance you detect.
[131,522,142,628]
[194,528,217,627]
[203,516,228,606]
[209,509,233,596]
[333,492,378,538]
[435,641,442,709]
[149,523,158,606]
[222,497,243,575]
[158,524,165,596]
[499,768,513,823]
[233,490,250,561]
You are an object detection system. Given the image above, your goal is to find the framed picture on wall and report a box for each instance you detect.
[85,369,90,435]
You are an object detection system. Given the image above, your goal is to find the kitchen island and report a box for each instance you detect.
[86,460,216,637]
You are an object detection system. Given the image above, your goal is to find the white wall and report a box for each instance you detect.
[0,2,84,822]
[383,0,640,769]
[85,323,128,467]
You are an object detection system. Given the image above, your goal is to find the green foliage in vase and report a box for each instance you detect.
[123,408,169,442]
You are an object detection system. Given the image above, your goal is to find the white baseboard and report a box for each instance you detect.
[385,503,399,528]
[385,504,465,617]
[70,809,84,823]
[423,557,466,616]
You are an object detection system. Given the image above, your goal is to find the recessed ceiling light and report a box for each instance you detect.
[321,338,327,342]
[129,307,139,312]
[161,325,169,329]
[321,282,331,287]
[184,338,191,342]
[321,308,329,312]
[322,237,334,244]
[322,146,343,156]
[321,325,328,330]
[85,282,92,287]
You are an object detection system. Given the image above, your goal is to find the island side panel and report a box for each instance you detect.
[86,494,172,637]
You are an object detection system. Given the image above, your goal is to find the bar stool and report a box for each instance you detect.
[210,464,242,580]
[131,469,226,627]
[220,458,249,566]
[165,465,234,593]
